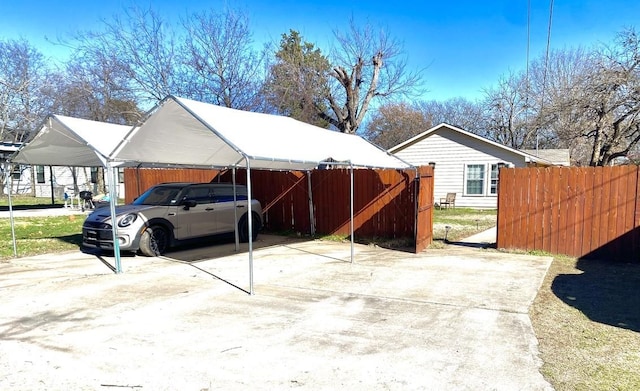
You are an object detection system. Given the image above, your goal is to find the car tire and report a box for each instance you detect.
[238,213,261,242]
[139,225,169,256]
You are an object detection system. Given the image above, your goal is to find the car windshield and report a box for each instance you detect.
[132,185,184,206]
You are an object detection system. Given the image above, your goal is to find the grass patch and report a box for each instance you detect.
[433,207,497,242]
[530,255,640,390]
[0,215,84,260]
[0,195,65,209]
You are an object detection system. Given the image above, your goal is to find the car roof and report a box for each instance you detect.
[155,182,245,187]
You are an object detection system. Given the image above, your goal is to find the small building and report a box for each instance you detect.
[389,123,558,209]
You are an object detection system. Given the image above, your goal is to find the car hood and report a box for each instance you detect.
[84,204,164,223]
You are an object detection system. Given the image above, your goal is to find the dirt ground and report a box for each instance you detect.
[0,235,553,390]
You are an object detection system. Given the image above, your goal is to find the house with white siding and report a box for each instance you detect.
[7,165,125,197]
[4,162,125,202]
[388,123,556,209]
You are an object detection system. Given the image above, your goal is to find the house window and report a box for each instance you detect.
[36,165,45,183]
[11,165,22,180]
[118,168,125,183]
[90,167,98,183]
[489,164,499,195]
[465,164,485,195]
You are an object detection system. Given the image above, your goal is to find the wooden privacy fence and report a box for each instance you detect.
[497,166,640,261]
[124,166,434,251]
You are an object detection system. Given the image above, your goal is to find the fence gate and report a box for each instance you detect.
[415,165,434,253]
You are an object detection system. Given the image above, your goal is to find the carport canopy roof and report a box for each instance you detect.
[12,115,132,167]
[111,96,414,171]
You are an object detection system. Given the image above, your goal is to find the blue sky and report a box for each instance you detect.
[1,0,639,102]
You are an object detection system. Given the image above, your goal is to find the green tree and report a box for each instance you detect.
[264,30,331,127]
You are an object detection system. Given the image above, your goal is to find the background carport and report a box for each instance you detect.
[9,115,133,266]
[110,96,415,294]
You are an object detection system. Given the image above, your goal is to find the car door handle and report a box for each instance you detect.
[205,207,214,211]
[236,205,245,208]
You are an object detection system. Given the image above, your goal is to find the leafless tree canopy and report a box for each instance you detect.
[181,9,266,110]
[418,98,485,135]
[0,39,51,143]
[363,102,431,149]
[476,29,640,165]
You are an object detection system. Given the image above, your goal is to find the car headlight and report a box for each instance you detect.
[118,213,137,227]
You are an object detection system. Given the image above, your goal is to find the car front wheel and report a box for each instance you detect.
[139,225,169,256]
[238,213,261,242]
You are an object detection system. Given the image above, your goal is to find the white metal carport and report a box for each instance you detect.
[9,115,133,272]
[110,96,414,294]
[10,96,414,294]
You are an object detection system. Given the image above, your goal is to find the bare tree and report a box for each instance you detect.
[42,46,142,195]
[363,101,431,149]
[572,29,640,166]
[0,39,51,143]
[527,47,594,161]
[50,50,142,124]
[181,8,266,110]
[0,39,53,196]
[418,98,485,134]
[535,29,640,165]
[72,5,183,108]
[323,19,423,134]
[480,71,539,149]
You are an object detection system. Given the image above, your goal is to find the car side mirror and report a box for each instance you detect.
[182,199,197,210]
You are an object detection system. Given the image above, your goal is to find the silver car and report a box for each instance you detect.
[82,182,262,256]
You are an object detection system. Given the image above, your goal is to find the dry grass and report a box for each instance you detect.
[530,255,640,390]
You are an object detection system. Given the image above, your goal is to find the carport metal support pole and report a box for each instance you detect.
[350,163,354,263]
[246,159,254,295]
[307,171,315,236]
[5,162,17,257]
[232,168,239,251]
[106,162,122,273]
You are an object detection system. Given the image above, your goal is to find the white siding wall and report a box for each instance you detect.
[8,165,126,200]
[394,128,527,209]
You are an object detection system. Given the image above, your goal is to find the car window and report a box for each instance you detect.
[184,186,212,205]
[212,185,248,203]
[133,186,182,206]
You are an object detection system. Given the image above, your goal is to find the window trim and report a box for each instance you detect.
[36,165,45,184]
[463,163,502,197]
[90,167,98,184]
[464,163,486,196]
[11,165,22,180]
[488,163,499,196]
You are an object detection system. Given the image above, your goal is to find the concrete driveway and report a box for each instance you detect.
[0,234,553,390]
